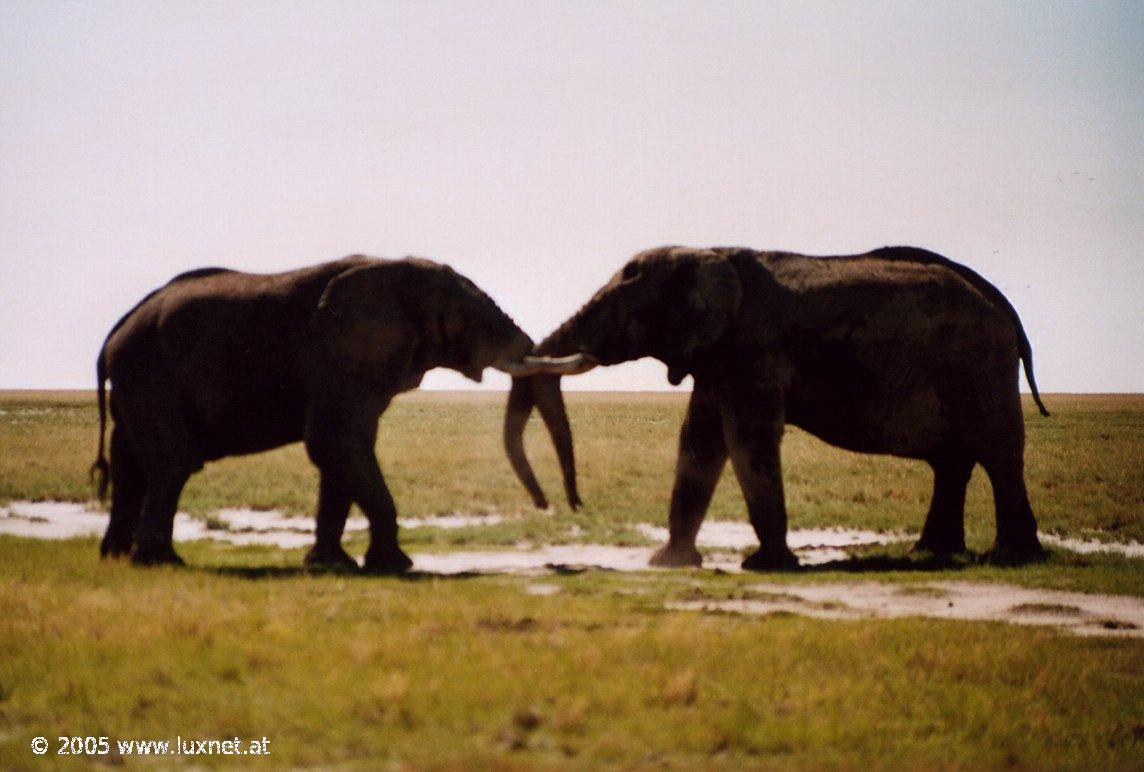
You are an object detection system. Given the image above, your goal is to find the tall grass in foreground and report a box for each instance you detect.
[0,538,1141,769]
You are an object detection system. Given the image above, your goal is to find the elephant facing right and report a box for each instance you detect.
[508,245,1051,569]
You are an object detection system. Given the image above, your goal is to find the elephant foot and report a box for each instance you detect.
[130,542,185,567]
[983,539,1047,567]
[100,535,134,559]
[649,541,703,568]
[362,545,414,575]
[741,546,800,572]
[304,544,360,572]
[910,536,967,556]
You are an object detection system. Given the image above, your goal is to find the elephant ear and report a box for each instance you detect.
[420,276,468,362]
[405,265,490,380]
[310,262,419,384]
[668,252,741,382]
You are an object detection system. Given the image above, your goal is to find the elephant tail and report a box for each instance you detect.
[1015,319,1050,417]
[87,270,230,503]
[90,347,110,501]
[938,254,1050,417]
[954,265,1050,417]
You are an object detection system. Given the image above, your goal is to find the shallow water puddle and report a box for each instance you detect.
[410,545,730,574]
[215,508,315,532]
[0,501,108,539]
[1040,533,1144,558]
[636,521,904,551]
[0,501,501,549]
[210,508,503,535]
[637,522,910,564]
[3,501,1143,571]
[670,581,1144,637]
[402,513,504,529]
[4,502,1143,635]
[639,521,1144,562]
[0,501,895,568]
[409,533,914,575]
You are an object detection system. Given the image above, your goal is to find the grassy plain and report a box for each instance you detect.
[0,391,1142,768]
[2,391,1142,545]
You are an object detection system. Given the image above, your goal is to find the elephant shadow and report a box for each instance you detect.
[798,551,975,574]
[204,565,488,582]
[203,548,979,581]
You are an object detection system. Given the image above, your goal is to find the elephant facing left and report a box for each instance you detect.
[91,255,581,573]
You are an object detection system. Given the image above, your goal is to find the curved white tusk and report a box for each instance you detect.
[493,359,541,376]
[521,353,598,376]
[492,354,598,377]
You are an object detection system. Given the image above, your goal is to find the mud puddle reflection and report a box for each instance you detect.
[670,581,1144,637]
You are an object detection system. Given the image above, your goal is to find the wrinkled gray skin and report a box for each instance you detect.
[506,245,1050,569]
[92,256,563,573]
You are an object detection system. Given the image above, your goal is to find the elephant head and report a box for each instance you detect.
[309,257,590,510]
[311,258,537,383]
[504,246,743,507]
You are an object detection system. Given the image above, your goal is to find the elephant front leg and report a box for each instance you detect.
[650,386,727,568]
[721,391,798,571]
[354,459,413,575]
[304,475,358,570]
[305,405,411,575]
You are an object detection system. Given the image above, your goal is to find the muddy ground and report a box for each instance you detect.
[3,500,1142,637]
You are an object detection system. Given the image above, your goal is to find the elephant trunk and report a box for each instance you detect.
[502,316,594,510]
[534,308,589,358]
[503,372,582,510]
[505,375,547,508]
[533,373,581,509]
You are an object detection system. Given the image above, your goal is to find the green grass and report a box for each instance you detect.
[1,538,1142,769]
[0,391,1142,767]
[1,391,1141,545]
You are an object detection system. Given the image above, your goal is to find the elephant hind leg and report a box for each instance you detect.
[110,385,201,566]
[958,385,1044,563]
[131,469,193,566]
[912,451,974,555]
[978,449,1044,563]
[101,425,146,558]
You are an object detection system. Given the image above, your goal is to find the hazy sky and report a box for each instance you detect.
[2,1,1141,391]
